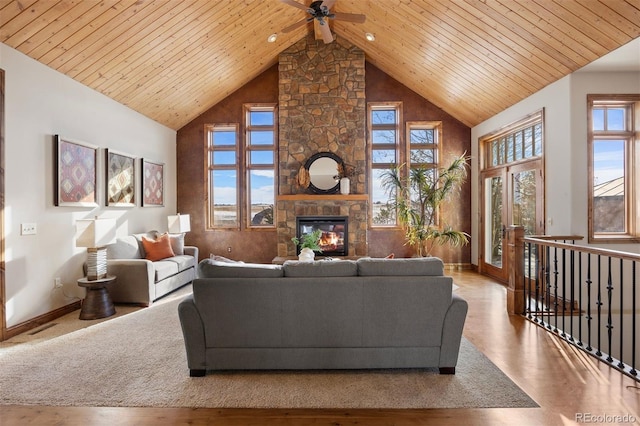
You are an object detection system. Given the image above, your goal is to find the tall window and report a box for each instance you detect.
[369,102,401,226]
[206,124,239,228]
[406,121,442,222]
[245,104,276,227]
[588,95,640,242]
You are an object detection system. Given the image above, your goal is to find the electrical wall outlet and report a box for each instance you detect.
[227,247,232,253]
[21,223,37,235]
[54,278,62,289]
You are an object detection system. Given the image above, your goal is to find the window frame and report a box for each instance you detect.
[244,103,278,229]
[368,102,402,228]
[205,123,240,230]
[587,94,640,243]
[406,121,443,226]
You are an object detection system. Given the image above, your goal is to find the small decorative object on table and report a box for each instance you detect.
[334,162,357,195]
[292,229,323,262]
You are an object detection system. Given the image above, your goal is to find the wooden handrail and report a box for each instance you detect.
[525,236,640,263]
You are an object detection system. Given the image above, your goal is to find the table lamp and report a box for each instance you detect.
[168,213,191,234]
[76,217,117,280]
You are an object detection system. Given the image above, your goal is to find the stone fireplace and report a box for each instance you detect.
[276,35,368,258]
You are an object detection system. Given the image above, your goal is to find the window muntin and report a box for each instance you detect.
[406,121,442,225]
[369,103,401,226]
[588,96,639,242]
[207,124,239,228]
[485,117,543,168]
[245,105,276,228]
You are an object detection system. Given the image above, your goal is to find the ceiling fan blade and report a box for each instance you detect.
[282,18,310,33]
[331,12,366,23]
[321,0,337,9]
[280,0,310,12]
[318,20,334,44]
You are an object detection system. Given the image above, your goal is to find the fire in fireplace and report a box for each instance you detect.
[296,216,348,257]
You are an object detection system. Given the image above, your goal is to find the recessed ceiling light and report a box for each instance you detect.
[365,33,375,42]
[267,33,278,43]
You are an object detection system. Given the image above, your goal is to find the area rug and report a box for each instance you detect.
[0,297,538,409]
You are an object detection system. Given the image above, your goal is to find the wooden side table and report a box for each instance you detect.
[77,276,116,320]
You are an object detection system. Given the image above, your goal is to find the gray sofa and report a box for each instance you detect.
[105,232,198,306]
[178,257,467,377]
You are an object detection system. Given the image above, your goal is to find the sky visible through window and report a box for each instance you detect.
[593,107,625,186]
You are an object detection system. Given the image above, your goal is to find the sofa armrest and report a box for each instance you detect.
[106,259,155,305]
[439,293,468,369]
[184,246,199,260]
[178,295,207,376]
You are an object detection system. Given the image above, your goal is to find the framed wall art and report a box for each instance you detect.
[105,149,136,207]
[54,135,98,207]
[141,158,164,207]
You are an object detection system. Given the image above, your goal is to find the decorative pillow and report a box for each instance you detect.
[283,260,358,277]
[209,254,242,263]
[197,259,283,278]
[141,233,175,261]
[357,257,444,276]
[168,233,185,255]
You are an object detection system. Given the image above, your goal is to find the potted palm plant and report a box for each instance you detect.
[292,229,323,262]
[381,153,470,257]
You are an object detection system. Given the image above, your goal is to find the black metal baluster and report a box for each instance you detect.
[569,247,575,342]
[545,245,552,329]
[561,247,567,338]
[605,257,614,363]
[632,261,637,377]
[578,251,583,347]
[586,253,593,352]
[596,255,602,357]
[526,241,532,319]
[617,258,624,369]
[553,246,559,333]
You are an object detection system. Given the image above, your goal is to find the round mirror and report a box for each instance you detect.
[305,152,343,194]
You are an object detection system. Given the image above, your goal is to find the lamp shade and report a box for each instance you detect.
[75,218,117,248]
[168,214,191,233]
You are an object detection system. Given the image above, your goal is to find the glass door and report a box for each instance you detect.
[481,169,507,282]
[480,160,543,283]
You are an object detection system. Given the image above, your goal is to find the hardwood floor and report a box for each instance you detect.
[1,271,639,425]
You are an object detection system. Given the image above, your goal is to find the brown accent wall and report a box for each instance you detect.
[366,63,472,263]
[176,65,279,264]
[177,40,471,264]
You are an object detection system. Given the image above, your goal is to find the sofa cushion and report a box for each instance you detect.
[165,255,196,272]
[168,233,185,255]
[107,236,141,259]
[198,259,283,278]
[283,260,358,277]
[141,233,176,261]
[133,231,159,257]
[153,260,179,282]
[357,257,444,276]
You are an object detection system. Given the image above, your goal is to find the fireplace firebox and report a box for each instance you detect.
[296,216,348,257]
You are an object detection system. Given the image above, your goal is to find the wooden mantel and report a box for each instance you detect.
[277,194,369,201]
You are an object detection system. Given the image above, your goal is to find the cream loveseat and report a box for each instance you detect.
[105,231,198,306]
[178,257,467,377]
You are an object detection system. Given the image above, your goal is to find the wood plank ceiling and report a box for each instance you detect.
[1,0,639,130]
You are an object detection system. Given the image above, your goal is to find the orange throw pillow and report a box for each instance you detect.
[141,233,175,261]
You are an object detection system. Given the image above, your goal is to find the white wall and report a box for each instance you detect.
[1,44,177,327]
[471,70,640,265]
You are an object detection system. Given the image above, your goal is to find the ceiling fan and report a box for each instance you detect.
[280,0,366,44]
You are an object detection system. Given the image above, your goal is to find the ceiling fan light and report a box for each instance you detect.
[365,32,375,42]
[267,33,278,43]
